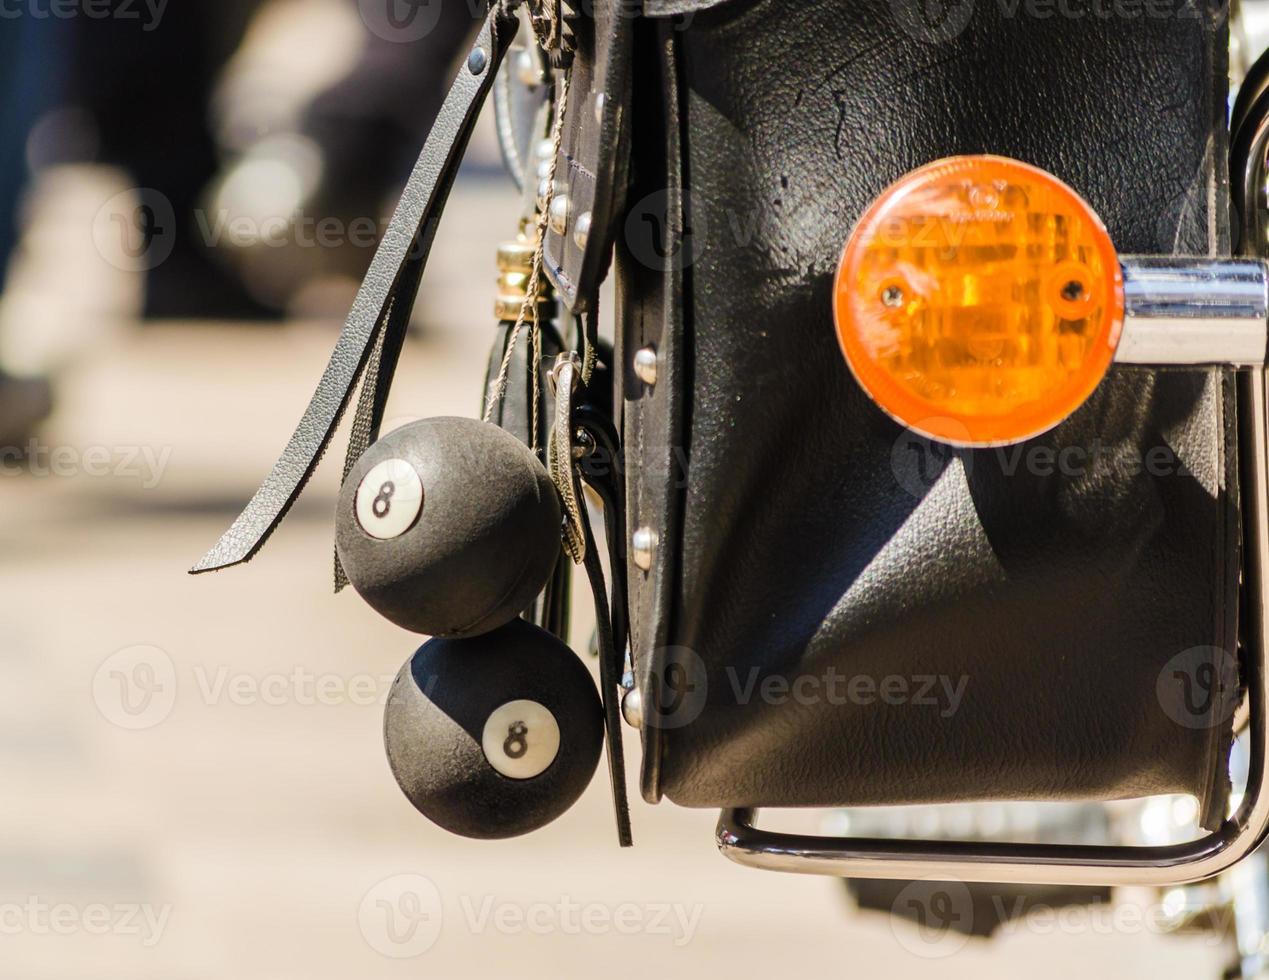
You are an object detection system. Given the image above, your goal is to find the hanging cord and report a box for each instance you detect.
[530,313,543,451]
[578,486,633,847]
[548,355,586,563]
[580,303,599,385]
[554,428,634,842]
[545,356,630,843]
[483,71,571,451]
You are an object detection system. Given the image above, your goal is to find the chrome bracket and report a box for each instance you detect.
[1115,257,1269,367]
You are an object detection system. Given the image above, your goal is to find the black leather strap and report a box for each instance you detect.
[192,6,518,574]
[540,0,632,311]
[579,478,634,846]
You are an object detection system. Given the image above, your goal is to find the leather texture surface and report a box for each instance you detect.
[192,8,517,573]
[642,0,737,15]
[620,0,1239,822]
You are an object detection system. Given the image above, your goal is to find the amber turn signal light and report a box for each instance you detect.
[833,155,1123,446]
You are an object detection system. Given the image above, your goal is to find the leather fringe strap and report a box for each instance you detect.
[191,6,519,574]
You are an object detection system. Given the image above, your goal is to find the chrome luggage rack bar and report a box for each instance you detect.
[717,255,1269,886]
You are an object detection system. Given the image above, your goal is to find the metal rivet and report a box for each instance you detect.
[880,284,904,308]
[632,526,658,571]
[468,48,488,75]
[548,194,570,235]
[621,687,643,728]
[633,346,658,387]
[537,178,559,212]
[573,211,592,250]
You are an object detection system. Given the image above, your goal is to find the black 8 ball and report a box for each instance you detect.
[383,618,604,839]
[336,417,563,638]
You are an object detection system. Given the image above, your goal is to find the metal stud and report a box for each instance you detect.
[548,193,570,235]
[537,178,559,213]
[621,686,643,728]
[632,526,657,571]
[573,211,591,251]
[633,346,658,387]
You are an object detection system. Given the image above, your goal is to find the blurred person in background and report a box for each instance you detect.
[0,0,267,395]
[0,12,62,445]
[0,0,481,366]
[205,0,482,316]
[61,0,269,319]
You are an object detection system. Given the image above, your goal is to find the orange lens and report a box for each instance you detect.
[833,155,1123,446]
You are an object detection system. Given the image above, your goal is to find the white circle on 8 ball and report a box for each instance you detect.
[355,458,424,539]
[481,699,561,779]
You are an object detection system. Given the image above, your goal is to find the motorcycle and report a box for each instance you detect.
[195,0,1269,973]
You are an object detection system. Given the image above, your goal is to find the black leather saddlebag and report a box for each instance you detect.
[618,0,1240,827]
